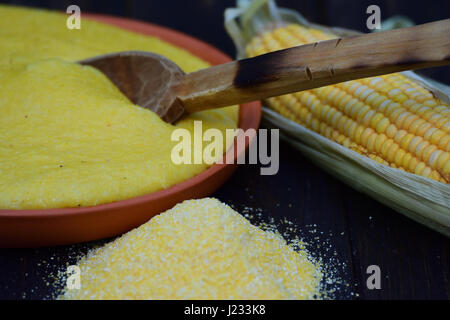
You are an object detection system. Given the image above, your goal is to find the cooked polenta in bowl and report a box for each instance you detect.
[0,6,239,210]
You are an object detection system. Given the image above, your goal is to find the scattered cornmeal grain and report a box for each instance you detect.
[59,198,325,300]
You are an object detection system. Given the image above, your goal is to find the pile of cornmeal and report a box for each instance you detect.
[59,198,325,300]
[0,6,238,209]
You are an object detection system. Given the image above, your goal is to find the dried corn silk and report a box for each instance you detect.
[59,198,328,300]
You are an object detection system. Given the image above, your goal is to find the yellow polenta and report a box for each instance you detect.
[0,6,238,209]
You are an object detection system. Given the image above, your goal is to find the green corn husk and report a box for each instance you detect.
[225,0,450,236]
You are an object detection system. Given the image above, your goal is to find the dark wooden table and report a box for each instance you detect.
[1,138,448,300]
[0,0,449,301]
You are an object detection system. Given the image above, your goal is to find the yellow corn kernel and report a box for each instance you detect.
[247,23,450,183]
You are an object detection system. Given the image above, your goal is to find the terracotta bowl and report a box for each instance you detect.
[0,14,261,248]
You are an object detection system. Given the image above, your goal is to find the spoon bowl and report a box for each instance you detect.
[81,51,188,122]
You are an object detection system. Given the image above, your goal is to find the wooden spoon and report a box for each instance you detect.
[80,19,450,124]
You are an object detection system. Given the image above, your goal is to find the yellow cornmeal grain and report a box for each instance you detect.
[0,6,238,209]
[60,198,324,300]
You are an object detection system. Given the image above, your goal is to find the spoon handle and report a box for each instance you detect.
[175,19,450,114]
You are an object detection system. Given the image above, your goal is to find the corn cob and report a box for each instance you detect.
[246,24,450,183]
